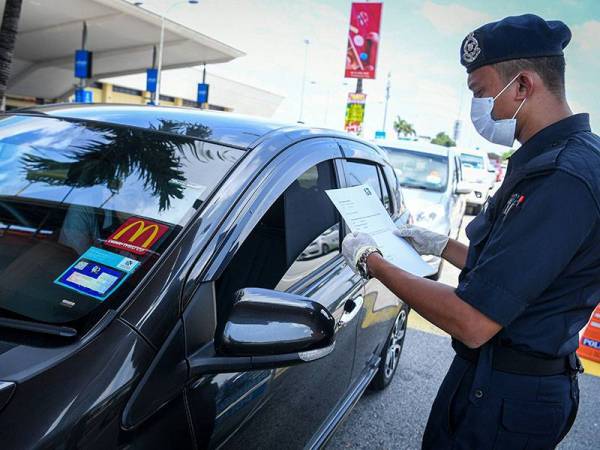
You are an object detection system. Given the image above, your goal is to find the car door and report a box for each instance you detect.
[336,140,404,385]
[446,153,460,239]
[183,139,360,449]
[452,153,467,234]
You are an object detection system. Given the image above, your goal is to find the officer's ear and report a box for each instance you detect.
[515,72,535,100]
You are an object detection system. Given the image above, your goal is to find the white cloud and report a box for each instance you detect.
[572,20,600,52]
[421,1,491,36]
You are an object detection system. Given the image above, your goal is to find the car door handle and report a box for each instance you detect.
[338,295,363,327]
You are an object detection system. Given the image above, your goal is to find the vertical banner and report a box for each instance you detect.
[344,92,367,135]
[146,68,158,93]
[75,88,93,103]
[344,2,383,79]
[74,50,93,79]
[197,83,210,105]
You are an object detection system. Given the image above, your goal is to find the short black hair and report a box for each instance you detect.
[493,55,566,98]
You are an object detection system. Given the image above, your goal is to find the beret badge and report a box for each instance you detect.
[463,32,481,63]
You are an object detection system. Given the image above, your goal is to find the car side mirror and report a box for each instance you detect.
[188,288,336,376]
[455,181,472,195]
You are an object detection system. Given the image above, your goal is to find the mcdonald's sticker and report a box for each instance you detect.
[105,217,169,255]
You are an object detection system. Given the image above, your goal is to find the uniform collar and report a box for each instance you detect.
[509,113,591,168]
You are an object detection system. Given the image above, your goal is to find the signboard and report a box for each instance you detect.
[197,83,210,105]
[104,217,169,256]
[374,130,386,139]
[75,88,93,103]
[344,92,367,135]
[146,68,158,93]
[74,49,93,79]
[344,2,383,79]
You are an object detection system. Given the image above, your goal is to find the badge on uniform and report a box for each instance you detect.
[502,193,526,217]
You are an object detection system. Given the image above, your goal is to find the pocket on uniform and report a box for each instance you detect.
[494,398,563,450]
[465,213,494,247]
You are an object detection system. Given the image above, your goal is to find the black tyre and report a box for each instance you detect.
[369,305,409,391]
[322,243,330,254]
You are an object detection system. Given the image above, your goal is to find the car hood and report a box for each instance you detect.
[401,187,444,213]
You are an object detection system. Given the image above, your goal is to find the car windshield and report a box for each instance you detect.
[461,154,484,170]
[383,147,448,192]
[0,114,243,327]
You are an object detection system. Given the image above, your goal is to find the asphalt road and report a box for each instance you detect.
[328,213,600,450]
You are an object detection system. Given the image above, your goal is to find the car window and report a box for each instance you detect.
[344,160,383,200]
[377,166,392,213]
[461,154,484,170]
[383,147,449,192]
[215,161,340,321]
[0,114,243,326]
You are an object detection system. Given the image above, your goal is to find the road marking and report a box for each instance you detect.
[407,312,448,337]
[581,357,600,378]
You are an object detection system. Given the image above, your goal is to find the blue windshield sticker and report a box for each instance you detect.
[54,247,140,301]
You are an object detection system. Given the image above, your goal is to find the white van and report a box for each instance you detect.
[459,148,493,214]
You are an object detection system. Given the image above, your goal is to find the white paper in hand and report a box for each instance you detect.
[326,184,435,277]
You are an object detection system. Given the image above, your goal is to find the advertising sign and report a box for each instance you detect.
[344,2,383,79]
[146,68,158,93]
[74,49,93,79]
[104,217,169,256]
[74,88,93,103]
[344,92,367,135]
[197,83,210,105]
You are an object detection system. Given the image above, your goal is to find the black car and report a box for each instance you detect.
[0,105,411,449]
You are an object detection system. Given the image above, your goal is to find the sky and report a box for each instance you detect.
[140,0,600,155]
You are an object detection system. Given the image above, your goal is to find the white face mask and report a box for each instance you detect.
[470,72,527,147]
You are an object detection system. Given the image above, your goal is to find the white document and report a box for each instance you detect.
[326,184,436,277]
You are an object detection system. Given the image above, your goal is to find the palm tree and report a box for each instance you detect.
[0,0,24,111]
[21,120,221,211]
[393,116,416,138]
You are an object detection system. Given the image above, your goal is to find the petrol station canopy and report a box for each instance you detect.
[2,0,245,100]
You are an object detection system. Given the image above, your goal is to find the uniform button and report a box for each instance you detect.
[474,389,484,399]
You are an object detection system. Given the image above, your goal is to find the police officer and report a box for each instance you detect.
[342,14,600,449]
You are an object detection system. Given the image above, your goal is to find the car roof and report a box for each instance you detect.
[374,139,450,157]
[15,103,291,149]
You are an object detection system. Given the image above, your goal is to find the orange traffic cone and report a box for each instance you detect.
[577,304,600,363]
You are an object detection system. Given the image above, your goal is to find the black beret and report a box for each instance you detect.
[460,14,571,73]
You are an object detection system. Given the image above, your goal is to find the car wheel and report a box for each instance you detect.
[369,305,409,391]
[322,243,329,254]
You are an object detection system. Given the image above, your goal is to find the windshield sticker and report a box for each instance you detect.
[104,217,169,256]
[54,247,140,301]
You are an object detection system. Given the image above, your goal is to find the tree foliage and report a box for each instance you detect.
[431,132,456,147]
[393,116,416,138]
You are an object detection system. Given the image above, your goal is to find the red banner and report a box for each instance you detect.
[344,2,383,79]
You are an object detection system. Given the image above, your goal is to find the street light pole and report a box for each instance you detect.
[382,71,391,132]
[134,0,199,105]
[298,38,310,123]
[154,14,166,105]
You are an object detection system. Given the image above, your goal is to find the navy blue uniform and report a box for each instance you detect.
[423,114,600,449]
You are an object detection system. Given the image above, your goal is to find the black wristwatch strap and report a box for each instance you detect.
[357,247,382,279]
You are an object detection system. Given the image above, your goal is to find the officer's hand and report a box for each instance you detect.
[342,232,379,275]
[393,224,449,257]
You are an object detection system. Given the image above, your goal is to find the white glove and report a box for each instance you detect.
[393,224,449,257]
[342,232,379,275]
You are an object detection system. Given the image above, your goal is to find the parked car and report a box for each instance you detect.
[299,224,340,260]
[459,148,493,214]
[0,104,412,450]
[376,140,470,280]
